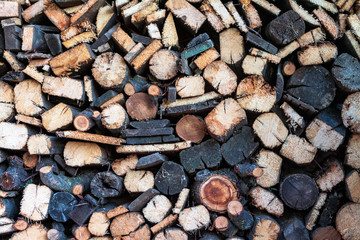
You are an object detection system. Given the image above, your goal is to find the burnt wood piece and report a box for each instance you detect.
[131,33,153,45]
[55,0,83,7]
[155,161,189,195]
[180,139,222,174]
[283,93,318,116]
[246,31,278,54]
[331,53,360,92]
[221,126,259,166]
[276,64,284,103]
[69,198,97,226]
[282,217,310,240]
[280,174,319,210]
[0,71,24,82]
[234,164,263,178]
[265,10,305,46]
[48,192,78,222]
[91,90,119,108]
[287,66,336,111]
[136,153,168,169]
[90,172,124,198]
[162,134,180,143]
[54,154,77,177]
[126,136,163,145]
[227,200,254,231]
[45,33,63,56]
[3,26,22,51]
[124,75,150,96]
[213,216,238,237]
[130,119,170,129]
[122,127,173,137]
[167,86,176,103]
[128,188,160,212]
[306,108,346,152]
[0,156,28,191]
[91,24,118,50]
[318,193,341,227]
[0,198,18,218]
[181,39,214,59]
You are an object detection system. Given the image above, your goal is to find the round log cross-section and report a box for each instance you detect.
[199,174,238,212]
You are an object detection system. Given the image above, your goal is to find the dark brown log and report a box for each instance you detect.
[312,226,341,240]
[281,217,310,240]
[336,203,360,240]
[167,86,176,103]
[155,161,189,195]
[227,200,254,231]
[126,92,157,121]
[342,92,360,134]
[53,154,77,177]
[130,119,170,129]
[213,216,238,237]
[265,10,305,46]
[280,174,319,210]
[198,174,238,213]
[249,186,284,217]
[176,115,206,143]
[345,170,360,203]
[69,198,97,226]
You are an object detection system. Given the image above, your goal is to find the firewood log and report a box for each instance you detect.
[63,141,108,167]
[248,215,280,240]
[298,42,338,66]
[126,92,157,121]
[131,39,162,74]
[10,224,48,240]
[42,76,85,102]
[0,156,28,191]
[111,154,138,177]
[213,215,238,237]
[234,164,263,178]
[311,226,341,240]
[219,28,244,68]
[0,122,35,150]
[70,0,105,25]
[44,2,70,31]
[155,161,188,195]
[48,192,78,222]
[246,32,278,55]
[13,218,28,231]
[313,7,341,40]
[241,1,262,29]
[336,203,360,240]
[136,152,168,169]
[124,75,150,96]
[162,13,178,48]
[153,228,188,240]
[282,61,296,76]
[101,103,129,135]
[149,49,178,80]
[15,114,42,128]
[179,205,210,232]
[176,115,206,143]
[280,174,319,210]
[225,2,248,32]
[56,131,125,145]
[41,103,80,132]
[281,217,310,240]
[96,4,116,37]
[316,159,344,192]
[332,53,360,92]
[342,92,360,133]
[143,195,172,223]
[345,170,360,203]
[106,205,129,219]
[110,212,145,238]
[256,149,282,188]
[72,225,91,240]
[227,200,254,231]
[305,192,327,231]
[3,51,24,71]
[0,198,18,218]
[90,172,123,198]
[20,184,52,221]
[175,76,205,98]
[0,81,14,122]
[124,170,154,195]
[249,186,284,217]
[22,0,46,24]
[27,134,65,155]
[88,211,110,237]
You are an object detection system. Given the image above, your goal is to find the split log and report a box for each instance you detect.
[147,24,162,40]
[69,198,97,226]
[155,161,189,195]
[242,55,268,76]
[136,152,168,169]
[14,79,51,117]
[343,30,360,59]
[131,39,162,74]
[40,166,95,195]
[280,135,317,165]
[143,195,172,223]
[280,102,305,131]
[203,60,237,96]
[280,174,319,210]
[15,115,42,128]
[27,134,65,155]
[10,224,48,240]
[22,65,45,84]
[162,13,178,48]
[72,225,91,240]
[106,205,129,219]
[342,92,360,133]
[198,175,237,212]
[4,51,24,71]
[298,42,338,66]
[49,43,96,76]
[22,0,46,24]
[241,2,262,29]
[332,53,360,92]
[101,103,129,135]
[124,170,154,194]
[305,192,327,231]
[88,211,110,237]
[56,131,125,145]
[316,159,344,192]
[219,28,244,68]
[13,219,28,231]
[128,188,160,212]
[175,76,205,98]
[249,187,284,217]
[227,200,254,231]
[248,215,280,240]
[124,43,145,63]
[180,139,222,174]
[288,0,319,26]
[3,26,22,52]
[249,48,281,64]
[221,126,259,166]
[70,0,105,25]
[253,113,288,148]
[281,217,310,240]
[205,98,246,142]
[83,75,98,103]
[126,93,157,121]
[194,47,219,70]
[173,188,189,214]
[41,103,80,132]
[111,26,136,54]
[110,212,145,238]
[20,184,52,221]
[200,1,225,33]
[0,81,14,122]
[256,149,282,188]
[265,10,305,46]
[151,214,178,235]
[345,170,360,203]
[236,75,276,112]
[122,127,173,138]
[251,0,281,15]
[154,228,188,240]
[149,49,178,80]
[213,216,238,237]
[246,31,278,55]
[313,7,341,40]
[312,226,341,240]
[0,122,35,150]
[165,0,206,33]
[178,205,210,232]
[111,154,138,177]
[287,66,336,111]
[96,4,116,37]
[225,2,248,32]
[44,2,70,31]
[130,119,170,129]
[176,115,206,143]
[63,141,108,167]
[90,172,123,198]
[48,192,78,222]
[42,76,85,102]
[336,203,360,240]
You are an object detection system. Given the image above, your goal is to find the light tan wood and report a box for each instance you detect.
[305,193,327,231]
[297,27,326,48]
[173,188,190,214]
[88,212,110,237]
[107,205,129,219]
[63,141,108,167]
[165,0,206,33]
[342,92,360,134]
[194,47,219,70]
[0,1,20,19]
[64,4,85,15]
[200,0,225,33]
[348,14,360,40]
[13,219,28,231]
[71,0,105,25]
[3,51,23,71]
[345,134,360,169]
[220,28,244,67]
[96,4,115,35]
[149,49,178,80]
[276,41,300,59]
[111,154,138,176]
[280,134,317,165]
[0,81,14,123]
[242,3,262,28]
[306,0,337,13]
[110,212,145,238]
[345,170,360,203]
[242,55,268,75]
[340,0,356,11]
[100,93,125,110]
[131,39,162,73]
[41,103,80,132]
[250,48,281,64]
[175,76,205,98]
[124,43,144,63]
[20,184,52,221]
[42,76,85,101]
[22,65,45,84]
[280,102,305,130]
[153,228,187,240]
[101,103,129,134]
[203,60,237,96]
[316,159,344,192]
[162,13,178,48]
[249,186,284,217]
[143,195,172,223]
[313,7,341,40]
[57,131,125,145]
[62,31,97,49]
[60,20,95,42]
[298,42,338,66]
[116,141,191,154]
[252,0,281,15]
[112,26,136,53]
[131,3,158,29]
[73,225,91,240]
[336,203,360,240]
[27,134,64,155]
[344,30,360,59]
[207,0,235,28]
[256,149,282,188]
[178,205,210,232]
[147,22,161,39]
[44,2,70,31]
[22,0,46,24]
[236,75,276,113]
[10,224,47,240]
[288,0,320,26]
[225,1,248,32]
[151,214,178,234]
[124,170,154,194]
[0,122,35,150]
[121,224,151,240]
[205,98,247,142]
[146,9,166,25]
[121,0,152,23]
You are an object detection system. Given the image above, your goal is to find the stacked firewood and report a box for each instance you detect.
[0,0,360,239]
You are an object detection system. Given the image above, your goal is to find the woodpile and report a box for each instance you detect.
[0,0,359,239]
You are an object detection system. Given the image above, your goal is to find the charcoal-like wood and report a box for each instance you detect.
[90,171,124,198]
[213,216,238,237]
[3,26,22,51]
[48,192,78,222]
[332,53,360,92]
[126,136,163,144]
[155,161,189,195]
[318,193,341,227]
[227,200,254,231]
[69,199,97,226]
[281,217,310,240]
[136,153,168,169]
[0,156,28,191]
[122,127,173,137]
[246,31,278,54]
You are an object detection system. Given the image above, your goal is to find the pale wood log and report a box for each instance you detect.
[252,0,281,15]
[131,3,158,30]
[313,7,341,40]
[345,170,360,203]
[146,9,166,25]
[256,149,282,188]
[44,2,70,31]
[96,4,116,36]
[22,65,45,84]
[153,228,188,240]
[106,205,129,219]
[42,76,85,102]
[110,212,145,238]
[0,81,14,122]
[225,1,248,32]
[20,184,52,221]
[88,212,110,237]
[305,193,327,231]
[345,134,360,169]
[250,186,284,217]
[121,0,152,24]
[220,28,244,67]
[63,141,108,167]
[57,131,125,145]
[342,92,360,134]
[147,23,161,40]
[143,195,172,223]
[10,224,47,240]
[179,205,210,232]
[297,27,326,48]
[72,225,91,240]
[27,134,64,155]
[280,134,317,165]
[194,47,219,70]
[241,55,268,76]
[101,103,129,135]
[41,103,80,132]
[344,30,360,59]
[175,76,205,98]
[173,188,190,214]
[200,0,225,33]
[0,122,35,150]
[162,13,178,48]
[124,170,154,194]
[70,0,105,25]
[207,0,235,28]
[280,102,305,130]
[250,48,281,64]
[116,141,191,154]
[288,0,320,26]
[298,42,338,66]
[60,20,95,41]
[149,49,178,80]
[0,1,20,19]
[316,159,344,192]
[111,26,136,54]
[111,154,138,176]
[62,31,97,49]
[130,39,162,74]
[336,203,360,240]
